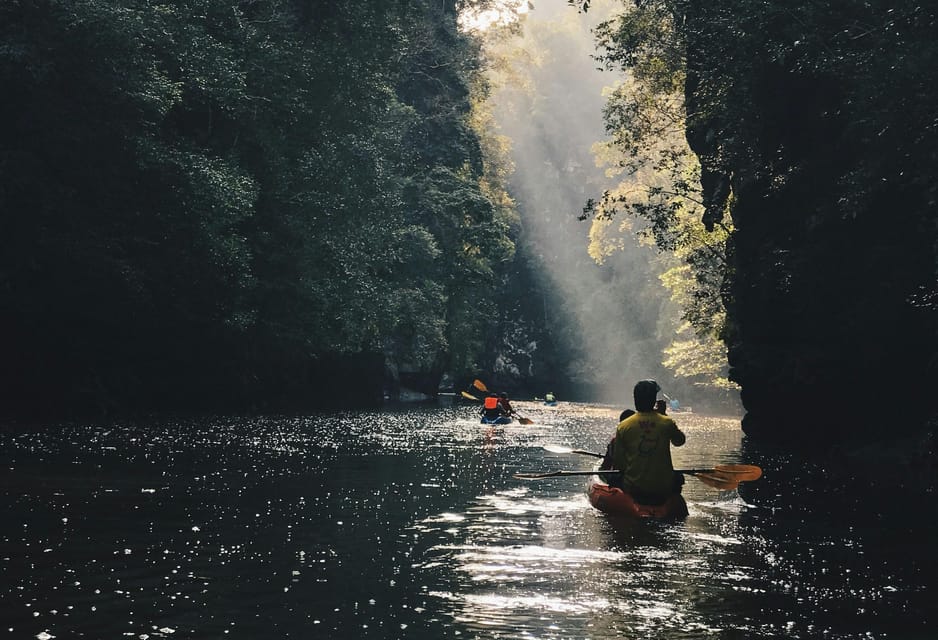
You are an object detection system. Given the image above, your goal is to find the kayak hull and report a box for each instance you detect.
[587,479,688,519]
[543,401,557,406]
[480,415,514,425]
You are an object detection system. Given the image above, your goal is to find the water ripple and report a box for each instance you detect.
[1,404,933,639]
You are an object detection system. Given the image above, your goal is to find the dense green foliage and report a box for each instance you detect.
[577,0,938,445]
[0,0,518,417]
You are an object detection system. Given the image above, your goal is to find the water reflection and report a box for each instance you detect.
[1,403,934,639]
[401,406,762,639]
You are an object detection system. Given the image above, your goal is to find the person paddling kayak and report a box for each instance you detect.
[480,391,515,423]
[612,380,686,504]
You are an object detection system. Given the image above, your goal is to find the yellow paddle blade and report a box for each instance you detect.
[461,391,480,401]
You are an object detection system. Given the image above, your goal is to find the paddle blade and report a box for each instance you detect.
[460,391,480,401]
[517,416,534,425]
[513,471,561,479]
[688,472,739,491]
[472,379,488,392]
[714,464,762,481]
[543,445,575,454]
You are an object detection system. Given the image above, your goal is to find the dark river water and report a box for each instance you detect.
[1,402,935,639]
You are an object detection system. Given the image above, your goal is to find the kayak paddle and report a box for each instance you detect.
[514,469,624,479]
[513,468,741,490]
[540,445,762,486]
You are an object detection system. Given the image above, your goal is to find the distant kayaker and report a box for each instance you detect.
[480,391,514,421]
[612,380,686,504]
[545,391,556,403]
[480,393,504,421]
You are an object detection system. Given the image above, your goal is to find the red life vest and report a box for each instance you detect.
[484,395,499,410]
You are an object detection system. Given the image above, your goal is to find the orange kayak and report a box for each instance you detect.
[587,479,688,519]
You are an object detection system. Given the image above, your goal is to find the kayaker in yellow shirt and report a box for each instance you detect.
[612,380,686,504]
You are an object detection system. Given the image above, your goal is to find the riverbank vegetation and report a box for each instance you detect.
[5,0,935,464]
[1,1,521,417]
[572,0,938,452]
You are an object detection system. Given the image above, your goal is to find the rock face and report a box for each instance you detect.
[725,166,935,446]
[681,4,938,448]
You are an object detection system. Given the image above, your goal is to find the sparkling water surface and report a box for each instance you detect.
[1,402,934,639]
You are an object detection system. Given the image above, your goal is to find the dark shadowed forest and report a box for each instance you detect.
[2,1,518,416]
[2,0,936,477]
[572,0,937,455]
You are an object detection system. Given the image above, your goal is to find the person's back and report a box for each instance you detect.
[612,380,686,503]
[481,394,502,419]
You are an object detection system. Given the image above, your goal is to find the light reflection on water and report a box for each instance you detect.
[1,402,935,639]
[409,409,752,638]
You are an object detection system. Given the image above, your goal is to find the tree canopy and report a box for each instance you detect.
[0,0,521,417]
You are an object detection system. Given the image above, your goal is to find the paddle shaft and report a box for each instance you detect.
[545,446,761,480]
[513,468,739,489]
[515,468,739,477]
[548,448,730,473]
[514,469,622,478]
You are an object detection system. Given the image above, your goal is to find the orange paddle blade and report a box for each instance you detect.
[713,464,762,481]
[688,472,740,490]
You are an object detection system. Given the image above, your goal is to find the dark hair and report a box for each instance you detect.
[619,408,636,422]
[633,379,660,412]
